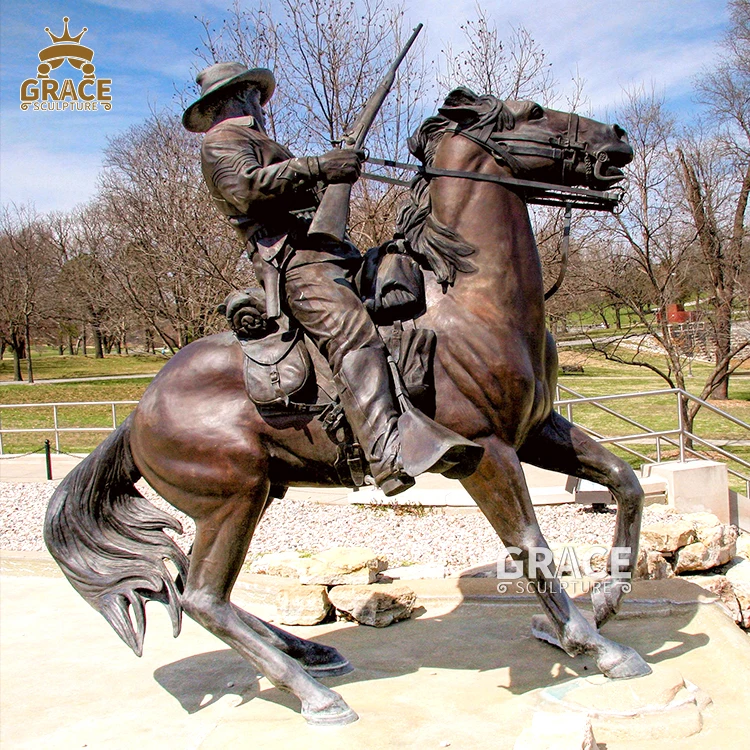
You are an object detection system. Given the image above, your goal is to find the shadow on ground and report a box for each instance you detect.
[153,585,708,718]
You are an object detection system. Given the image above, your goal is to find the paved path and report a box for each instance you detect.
[0,372,159,387]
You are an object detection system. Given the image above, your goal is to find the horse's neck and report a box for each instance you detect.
[439,186,544,305]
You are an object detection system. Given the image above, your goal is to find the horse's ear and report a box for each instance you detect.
[438,87,481,125]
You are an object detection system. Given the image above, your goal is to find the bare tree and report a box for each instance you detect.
[99,113,250,352]
[691,0,750,397]
[437,4,556,103]
[0,205,57,382]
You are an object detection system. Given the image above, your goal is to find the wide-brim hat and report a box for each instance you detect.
[182,62,275,133]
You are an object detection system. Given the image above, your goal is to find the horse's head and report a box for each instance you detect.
[437,87,633,191]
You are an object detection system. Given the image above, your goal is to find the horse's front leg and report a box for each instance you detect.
[518,410,644,627]
[231,606,353,677]
[462,435,651,680]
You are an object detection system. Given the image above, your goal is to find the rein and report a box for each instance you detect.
[363,157,624,212]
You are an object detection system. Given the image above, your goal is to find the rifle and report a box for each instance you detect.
[308,23,423,242]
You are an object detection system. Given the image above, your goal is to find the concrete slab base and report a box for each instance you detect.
[2,555,749,749]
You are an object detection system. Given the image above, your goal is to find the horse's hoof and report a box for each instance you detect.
[303,701,359,727]
[600,646,652,680]
[304,658,354,679]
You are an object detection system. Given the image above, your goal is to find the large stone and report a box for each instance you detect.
[327,583,416,627]
[513,711,598,750]
[736,533,750,560]
[725,558,750,629]
[275,583,331,626]
[673,520,737,574]
[249,550,315,579]
[681,573,742,625]
[539,666,710,742]
[299,547,388,586]
[635,548,674,580]
[640,519,696,552]
[250,547,388,586]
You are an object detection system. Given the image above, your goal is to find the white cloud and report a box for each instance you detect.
[0,146,102,213]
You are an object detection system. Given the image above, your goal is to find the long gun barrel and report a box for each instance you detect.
[308,23,423,242]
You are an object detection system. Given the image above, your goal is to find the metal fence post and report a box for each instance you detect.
[111,402,117,430]
[44,439,53,481]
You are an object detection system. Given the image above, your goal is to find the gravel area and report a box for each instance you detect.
[1,481,682,576]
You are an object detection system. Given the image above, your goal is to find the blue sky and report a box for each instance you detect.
[0,0,731,213]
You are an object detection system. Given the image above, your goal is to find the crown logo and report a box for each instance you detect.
[45,17,87,45]
[37,17,95,78]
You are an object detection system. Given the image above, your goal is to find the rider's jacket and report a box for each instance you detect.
[200,115,360,270]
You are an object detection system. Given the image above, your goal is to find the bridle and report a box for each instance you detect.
[362,112,627,299]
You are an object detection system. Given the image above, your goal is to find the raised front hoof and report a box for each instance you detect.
[304,658,354,679]
[302,701,359,727]
[599,645,652,680]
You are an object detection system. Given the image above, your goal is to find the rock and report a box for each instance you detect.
[681,573,742,624]
[725,558,750,629]
[673,520,737,574]
[327,583,416,627]
[250,550,315,579]
[635,549,674,580]
[736,533,750,560]
[275,583,331,626]
[299,547,388,586]
[381,563,446,580]
[640,519,696,552]
[514,711,598,750]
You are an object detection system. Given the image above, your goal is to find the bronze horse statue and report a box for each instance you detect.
[45,88,648,727]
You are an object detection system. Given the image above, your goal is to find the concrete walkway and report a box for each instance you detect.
[0,372,159,386]
[2,552,749,749]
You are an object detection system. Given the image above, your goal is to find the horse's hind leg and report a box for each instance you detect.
[180,481,357,726]
[462,435,650,679]
[518,410,644,627]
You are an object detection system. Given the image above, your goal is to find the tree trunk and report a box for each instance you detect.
[614,305,622,329]
[0,340,5,360]
[92,324,104,359]
[598,310,610,329]
[66,334,74,356]
[711,297,732,399]
[82,326,88,357]
[24,318,34,384]
[12,342,22,382]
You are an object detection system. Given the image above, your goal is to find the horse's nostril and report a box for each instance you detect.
[613,124,626,139]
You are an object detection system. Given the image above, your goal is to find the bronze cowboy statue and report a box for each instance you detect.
[182,61,482,496]
[45,44,648,726]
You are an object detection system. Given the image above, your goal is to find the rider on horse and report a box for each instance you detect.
[183,62,477,496]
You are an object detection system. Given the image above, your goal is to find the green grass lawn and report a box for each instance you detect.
[0,348,166,382]
[1,347,748,491]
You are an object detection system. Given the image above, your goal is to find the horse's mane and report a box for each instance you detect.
[395,88,515,287]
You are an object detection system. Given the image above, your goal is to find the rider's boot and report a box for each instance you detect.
[334,346,414,497]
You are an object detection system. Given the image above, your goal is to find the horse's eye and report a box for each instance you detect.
[529,104,544,120]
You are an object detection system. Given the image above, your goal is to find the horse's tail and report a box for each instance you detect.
[43,413,188,657]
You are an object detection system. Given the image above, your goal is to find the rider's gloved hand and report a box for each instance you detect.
[315,149,365,184]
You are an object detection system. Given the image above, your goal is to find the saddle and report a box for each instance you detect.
[221,242,435,488]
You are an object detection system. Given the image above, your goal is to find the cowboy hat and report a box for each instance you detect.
[182,62,275,133]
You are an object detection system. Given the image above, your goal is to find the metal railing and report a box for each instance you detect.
[554,384,750,498]
[0,401,139,455]
[1,389,748,497]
